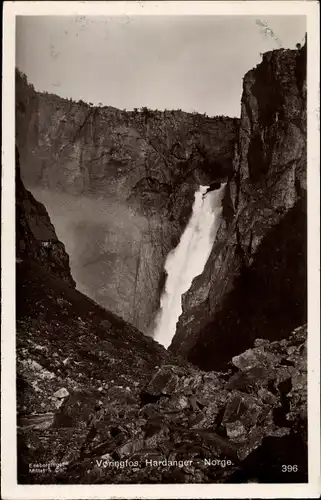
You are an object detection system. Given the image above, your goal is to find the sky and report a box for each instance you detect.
[16,15,306,117]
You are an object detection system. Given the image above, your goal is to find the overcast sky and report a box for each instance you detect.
[16,15,306,117]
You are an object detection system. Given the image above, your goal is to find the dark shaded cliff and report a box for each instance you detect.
[16,69,238,333]
[171,45,307,371]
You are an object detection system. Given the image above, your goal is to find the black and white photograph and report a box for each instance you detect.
[1,1,320,498]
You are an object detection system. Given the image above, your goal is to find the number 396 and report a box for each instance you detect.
[282,465,298,472]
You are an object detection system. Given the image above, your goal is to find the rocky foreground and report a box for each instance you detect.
[17,256,307,484]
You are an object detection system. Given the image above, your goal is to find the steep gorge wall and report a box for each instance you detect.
[171,45,307,370]
[16,69,238,333]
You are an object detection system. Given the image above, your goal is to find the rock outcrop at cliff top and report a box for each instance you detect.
[172,44,307,371]
[16,68,238,333]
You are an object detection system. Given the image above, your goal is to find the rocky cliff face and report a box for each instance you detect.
[16,147,76,288]
[171,45,307,370]
[16,69,238,333]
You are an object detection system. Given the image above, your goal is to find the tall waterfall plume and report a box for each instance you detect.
[153,183,226,348]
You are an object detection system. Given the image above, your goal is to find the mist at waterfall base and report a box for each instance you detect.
[153,184,226,348]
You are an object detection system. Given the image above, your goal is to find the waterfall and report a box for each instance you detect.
[153,183,226,348]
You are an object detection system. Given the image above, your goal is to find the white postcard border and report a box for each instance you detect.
[2,2,320,499]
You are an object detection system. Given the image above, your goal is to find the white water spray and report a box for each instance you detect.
[153,184,226,348]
